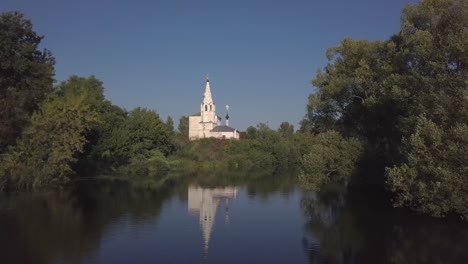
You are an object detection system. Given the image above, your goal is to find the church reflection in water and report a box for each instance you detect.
[188,185,239,254]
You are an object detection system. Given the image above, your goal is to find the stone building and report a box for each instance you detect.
[188,77,239,140]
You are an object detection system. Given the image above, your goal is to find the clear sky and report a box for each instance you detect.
[2,0,415,130]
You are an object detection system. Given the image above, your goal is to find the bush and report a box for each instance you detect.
[386,116,468,219]
[299,131,363,191]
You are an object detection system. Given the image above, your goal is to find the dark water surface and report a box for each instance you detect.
[0,178,467,264]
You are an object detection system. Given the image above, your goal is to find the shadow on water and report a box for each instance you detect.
[0,180,174,264]
[301,184,468,264]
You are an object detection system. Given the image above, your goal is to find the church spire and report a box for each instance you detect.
[203,75,213,105]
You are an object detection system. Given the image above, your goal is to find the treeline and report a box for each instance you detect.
[0,74,177,190]
[171,122,307,175]
[0,12,178,190]
[298,0,468,219]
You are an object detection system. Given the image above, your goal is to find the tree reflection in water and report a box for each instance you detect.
[0,180,173,264]
[301,185,468,264]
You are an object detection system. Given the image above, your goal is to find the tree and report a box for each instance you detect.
[301,0,468,217]
[96,108,176,179]
[300,131,363,191]
[55,75,106,109]
[165,116,174,134]
[385,0,468,218]
[1,90,99,190]
[102,107,175,161]
[246,126,258,139]
[278,122,294,138]
[387,117,468,218]
[0,12,55,153]
[56,76,129,170]
[88,103,127,165]
[178,116,189,136]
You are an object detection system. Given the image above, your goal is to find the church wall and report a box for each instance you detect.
[189,116,202,140]
[210,131,239,140]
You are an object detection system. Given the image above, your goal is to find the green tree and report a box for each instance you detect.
[178,116,189,136]
[1,90,99,190]
[384,0,468,217]
[387,117,468,218]
[101,108,176,180]
[103,107,174,161]
[53,76,127,173]
[301,0,468,217]
[88,103,127,165]
[278,121,294,138]
[300,131,363,191]
[0,12,55,153]
[56,75,106,110]
[166,116,174,134]
[245,126,258,139]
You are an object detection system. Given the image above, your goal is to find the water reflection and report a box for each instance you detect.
[0,181,173,264]
[301,185,468,264]
[188,185,239,254]
[0,177,467,264]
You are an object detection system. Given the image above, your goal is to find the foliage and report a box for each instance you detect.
[96,107,175,165]
[87,102,128,165]
[0,12,55,153]
[386,116,468,218]
[245,126,258,139]
[117,150,171,188]
[0,90,99,190]
[178,115,189,136]
[165,116,175,134]
[299,131,363,191]
[278,121,294,138]
[0,71,177,188]
[300,0,468,217]
[171,122,312,176]
[249,123,303,169]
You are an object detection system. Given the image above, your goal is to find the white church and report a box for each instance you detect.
[188,77,240,140]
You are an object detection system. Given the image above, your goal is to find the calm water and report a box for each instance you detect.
[0,176,467,264]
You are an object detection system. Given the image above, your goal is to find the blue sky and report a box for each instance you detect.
[2,0,415,130]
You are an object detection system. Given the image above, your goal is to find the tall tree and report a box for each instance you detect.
[0,12,55,153]
[178,116,189,136]
[103,108,175,160]
[385,0,468,218]
[166,116,174,134]
[278,122,294,138]
[1,90,99,190]
[54,76,128,171]
[301,0,468,217]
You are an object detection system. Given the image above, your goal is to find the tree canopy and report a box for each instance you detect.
[300,0,468,218]
[178,116,189,136]
[0,12,55,153]
[1,85,99,190]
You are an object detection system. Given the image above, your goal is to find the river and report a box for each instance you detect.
[0,175,467,264]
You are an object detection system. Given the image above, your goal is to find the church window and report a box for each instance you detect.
[205,105,208,111]
[210,105,212,111]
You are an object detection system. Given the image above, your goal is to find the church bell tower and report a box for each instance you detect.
[200,75,217,130]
